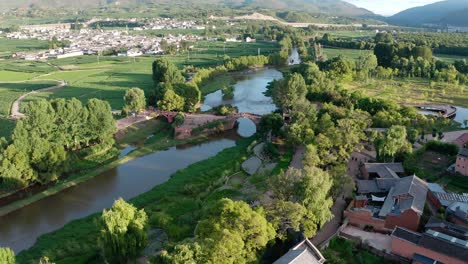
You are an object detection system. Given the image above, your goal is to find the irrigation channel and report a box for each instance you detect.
[0,66,284,253]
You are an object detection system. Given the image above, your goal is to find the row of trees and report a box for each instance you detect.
[315,32,468,83]
[0,99,116,190]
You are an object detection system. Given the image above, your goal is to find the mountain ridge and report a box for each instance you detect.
[0,0,374,17]
[387,0,468,27]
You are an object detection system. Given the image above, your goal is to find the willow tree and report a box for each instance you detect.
[98,198,148,264]
[123,87,146,115]
[0,247,15,264]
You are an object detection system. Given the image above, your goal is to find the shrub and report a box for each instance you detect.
[425,140,459,155]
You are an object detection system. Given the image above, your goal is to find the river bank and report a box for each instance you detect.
[0,121,206,218]
[15,137,254,263]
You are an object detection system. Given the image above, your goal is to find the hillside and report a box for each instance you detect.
[387,0,468,27]
[0,0,373,17]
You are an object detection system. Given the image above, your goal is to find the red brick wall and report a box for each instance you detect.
[427,191,442,209]
[354,199,367,208]
[391,236,466,264]
[455,155,468,176]
[344,209,388,232]
[361,166,369,180]
[385,210,420,232]
[448,215,468,228]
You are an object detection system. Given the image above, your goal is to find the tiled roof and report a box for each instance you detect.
[364,163,404,178]
[392,227,468,262]
[459,148,468,158]
[433,192,468,207]
[360,176,428,217]
[425,216,468,240]
[273,239,325,264]
[454,133,468,148]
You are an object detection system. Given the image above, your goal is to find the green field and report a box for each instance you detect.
[0,80,59,116]
[345,78,468,108]
[323,47,371,60]
[316,30,376,39]
[434,53,468,64]
[0,38,49,58]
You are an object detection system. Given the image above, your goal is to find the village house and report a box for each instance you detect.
[425,216,468,240]
[456,148,468,176]
[453,132,468,149]
[360,162,405,180]
[390,226,468,264]
[344,175,428,232]
[426,183,468,227]
[273,239,326,264]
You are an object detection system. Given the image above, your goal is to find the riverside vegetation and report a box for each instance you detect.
[1,18,468,264]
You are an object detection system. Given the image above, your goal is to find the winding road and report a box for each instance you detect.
[9,80,66,119]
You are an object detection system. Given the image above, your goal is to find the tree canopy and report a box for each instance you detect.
[98,198,148,264]
[0,247,15,264]
[123,87,146,115]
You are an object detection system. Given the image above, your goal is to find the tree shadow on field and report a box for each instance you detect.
[0,82,57,92]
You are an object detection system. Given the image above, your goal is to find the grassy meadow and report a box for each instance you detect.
[0,38,49,58]
[344,78,468,108]
[323,47,371,61]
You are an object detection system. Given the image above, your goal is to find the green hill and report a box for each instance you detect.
[387,0,468,27]
[0,0,373,17]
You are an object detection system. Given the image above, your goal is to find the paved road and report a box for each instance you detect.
[10,80,66,119]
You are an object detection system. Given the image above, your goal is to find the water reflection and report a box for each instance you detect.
[202,68,282,115]
[237,118,257,138]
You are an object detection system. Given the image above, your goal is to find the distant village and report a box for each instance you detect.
[2,18,247,61]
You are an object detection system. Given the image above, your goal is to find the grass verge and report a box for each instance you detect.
[16,137,254,264]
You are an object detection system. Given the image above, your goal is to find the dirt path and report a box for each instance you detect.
[10,80,66,119]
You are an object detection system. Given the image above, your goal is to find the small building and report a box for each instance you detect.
[456,148,468,176]
[55,50,84,59]
[273,239,325,264]
[345,175,428,232]
[246,37,256,43]
[427,183,468,208]
[425,216,468,240]
[390,227,468,264]
[446,202,468,227]
[453,133,468,149]
[361,163,405,180]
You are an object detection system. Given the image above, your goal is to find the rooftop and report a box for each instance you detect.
[425,216,468,240]
[364,163,404,179]
[392,227,468,262]
[454,133,468,148]
[356,176,428,217]
[459,148,468,158]
[432,191,468,207]
[273,239,325,264]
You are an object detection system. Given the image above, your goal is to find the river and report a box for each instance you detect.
[0,68,283,253]
[418,105,468,128]
[201,67,283,115]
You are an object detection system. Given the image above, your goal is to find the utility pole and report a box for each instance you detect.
[258,48,260,56]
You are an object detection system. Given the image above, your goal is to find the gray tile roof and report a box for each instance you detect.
[392,227,468,262]
[357,178,399,194]
[392,226,421,244]
[273,239,325,264]
[425,216,468,240]
[362,176,428,217]
[459,148,468,158]
[365,163,404,178]
[432,192,468,207]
